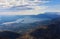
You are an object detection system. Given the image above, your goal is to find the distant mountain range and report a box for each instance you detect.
[0,12,59,33]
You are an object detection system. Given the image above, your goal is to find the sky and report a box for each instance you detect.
[0,0,60,15]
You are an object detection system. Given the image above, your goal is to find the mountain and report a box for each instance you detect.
[0,12,59,39]
[0,12,59,33]
[29,17,60,39]
[0,31,21,39]
[16,17,60,39]
[0,12,59,24]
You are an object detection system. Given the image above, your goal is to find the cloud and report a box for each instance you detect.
[0,6,48,15]
[0,0,56,15]
[0,0,50,8]
[2,22,15,25]
[2,17,41,25]
[14,17,41,23]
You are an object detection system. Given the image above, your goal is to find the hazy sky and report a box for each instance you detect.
[0,0,60,15]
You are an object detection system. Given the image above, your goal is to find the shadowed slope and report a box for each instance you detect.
[0,31,21,39]
[30,18,60,39]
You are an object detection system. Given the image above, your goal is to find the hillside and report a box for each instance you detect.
[17,17,60,39]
